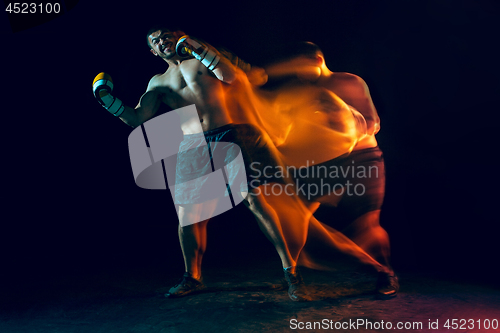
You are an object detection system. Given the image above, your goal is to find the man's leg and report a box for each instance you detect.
[243,187,310,301]
[342,209,399,298]
[166,200,218,298]
[260,193,319,264]
[302,215,387,271]
[178,219,209,281]
[342,210,392,270]
[244,188,294,268]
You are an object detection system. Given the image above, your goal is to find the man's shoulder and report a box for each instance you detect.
[178,56,203,66]
[331,72,365,84]
[147,72,171,90]
[327,72,368,92]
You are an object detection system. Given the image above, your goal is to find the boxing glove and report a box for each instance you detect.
[176,35,220,71]
[92,72,125,117]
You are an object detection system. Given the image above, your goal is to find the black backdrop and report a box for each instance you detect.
[2,0,499,285]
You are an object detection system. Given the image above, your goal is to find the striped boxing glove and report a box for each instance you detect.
[176,35,220,71]
[92,72,125,117]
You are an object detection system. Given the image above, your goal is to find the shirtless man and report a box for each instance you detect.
[92,27,305,301]
[264,42,399,298]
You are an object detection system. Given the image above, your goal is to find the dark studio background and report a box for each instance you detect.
[1,0,499,292]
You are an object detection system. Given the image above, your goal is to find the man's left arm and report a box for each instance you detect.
[176,36,238,84]
[218,47,268,86]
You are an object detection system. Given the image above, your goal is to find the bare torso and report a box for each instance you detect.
[150,58,232,134]
[270,83,363,166]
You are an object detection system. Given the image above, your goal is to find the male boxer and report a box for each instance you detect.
[264,42,399,298]
[92,27,309,301]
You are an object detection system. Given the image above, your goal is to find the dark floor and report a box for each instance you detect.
[1,258,499,333]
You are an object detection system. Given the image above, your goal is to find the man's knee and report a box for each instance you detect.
[242,188,261,208]
[178,202,217,226]
[178,223,195,237]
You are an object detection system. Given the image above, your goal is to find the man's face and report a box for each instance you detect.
[148,30,178,59]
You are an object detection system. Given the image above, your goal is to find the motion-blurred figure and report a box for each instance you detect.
[264,42,399,298]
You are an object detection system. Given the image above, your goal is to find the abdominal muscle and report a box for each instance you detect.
[169,79,233,135]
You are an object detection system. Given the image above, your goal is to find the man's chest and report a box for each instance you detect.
[161,61,216,98]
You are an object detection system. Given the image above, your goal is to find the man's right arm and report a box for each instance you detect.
[93,73,164,128]
[119,80,164,128]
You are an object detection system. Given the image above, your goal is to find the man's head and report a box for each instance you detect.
[284,42,325,67]
[146,26,185,60]
[265,42,326,82]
